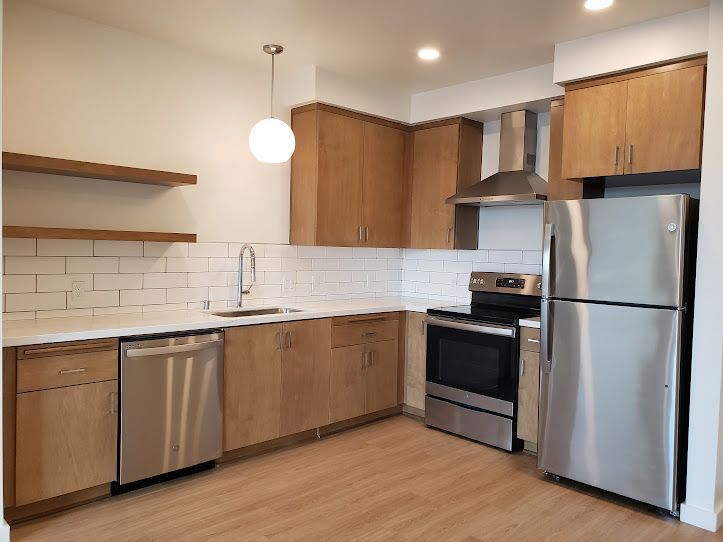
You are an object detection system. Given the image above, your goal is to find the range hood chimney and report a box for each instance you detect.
[447,110,547,206]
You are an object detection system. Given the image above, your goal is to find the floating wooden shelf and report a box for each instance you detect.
[3,227,196,243]
[2,152,197,186]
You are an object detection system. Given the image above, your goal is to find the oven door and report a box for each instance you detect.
[426,316,517,416]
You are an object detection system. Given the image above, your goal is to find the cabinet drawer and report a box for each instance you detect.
[520,327,541,353]
[332,317,398,348]
[17,340,118,393]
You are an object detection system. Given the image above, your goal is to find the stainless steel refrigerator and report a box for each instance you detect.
[537,194,696,512]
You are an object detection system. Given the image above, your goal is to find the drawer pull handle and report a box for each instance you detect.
[346,315,388,323]
[526,338,540,344]
[59,368,87,375]
[362,332,377,337]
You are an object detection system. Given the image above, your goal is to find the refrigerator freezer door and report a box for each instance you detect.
[537,300,682,511]
[544,195,688,307]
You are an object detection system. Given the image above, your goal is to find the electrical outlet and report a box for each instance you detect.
[283,277,295,292]
[71,281,84,299]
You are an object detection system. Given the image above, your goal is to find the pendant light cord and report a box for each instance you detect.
[270,52,275,118]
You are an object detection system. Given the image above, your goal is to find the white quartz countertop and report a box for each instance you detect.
[2,297,449,347]
[519,317,541,329]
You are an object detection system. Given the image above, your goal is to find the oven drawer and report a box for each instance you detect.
[425,396,515,451]
[520,327,541,352]
[332,313,398,348]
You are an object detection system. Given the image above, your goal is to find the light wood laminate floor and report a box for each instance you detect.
[12,415,721,541]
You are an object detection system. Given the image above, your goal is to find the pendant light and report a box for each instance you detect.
[249,44,296,163]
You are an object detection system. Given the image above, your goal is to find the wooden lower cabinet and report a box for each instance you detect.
[280,319,332,436]
[223,324,282,451]
[404,312,426,412]
[517,329,541,445]
[330,339,398,423]
[15,380,117,506]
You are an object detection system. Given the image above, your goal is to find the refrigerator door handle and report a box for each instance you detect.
[540,299,552,373]
[542,223,554,299]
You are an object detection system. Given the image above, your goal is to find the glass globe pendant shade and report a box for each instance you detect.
[249,117,296,163]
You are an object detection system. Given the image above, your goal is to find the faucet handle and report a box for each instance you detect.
[202,299,210,310]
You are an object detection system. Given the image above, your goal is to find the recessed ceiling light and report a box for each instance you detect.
[418,48,440,61]
[585,0,614,10]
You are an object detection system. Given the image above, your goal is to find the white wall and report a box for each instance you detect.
[314,67,411,122]
[410,64,562,123]
[554,8,709,84]
[680,0,723,533]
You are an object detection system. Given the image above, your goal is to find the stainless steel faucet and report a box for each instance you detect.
[237,244,256,307]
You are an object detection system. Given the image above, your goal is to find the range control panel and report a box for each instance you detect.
[469,272,542,296]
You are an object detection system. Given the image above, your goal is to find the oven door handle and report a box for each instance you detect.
[426,316,516,338]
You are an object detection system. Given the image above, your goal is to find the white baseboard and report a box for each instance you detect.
[680,501,723,532]
[0,520,10,542]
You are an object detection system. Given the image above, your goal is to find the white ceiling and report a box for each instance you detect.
[27,0,709,93]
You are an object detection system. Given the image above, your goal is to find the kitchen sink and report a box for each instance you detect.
[209,307,304,317]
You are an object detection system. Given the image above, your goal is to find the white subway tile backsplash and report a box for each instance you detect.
[5,257,65,275]
[144,242,189,258]
[67,257,119,274]
[167,258,208,273]
[67,290,119,309]
[4,239,540,316]
[94,240,144,257]
[489,250,523,264]
[95,274,143,291]
[37,274,92,293]
[119,257,166,273]
[504,264,543,275]
[37,239,93,256]
[37,308,93,319]
[121,289,166,306]
[144,273,187,289]
[166,287,208,304]
[188,243,228,258]
[6,292,66,312]
[4,311,36,321]
[4,275,36,294]
[3,238,36,256]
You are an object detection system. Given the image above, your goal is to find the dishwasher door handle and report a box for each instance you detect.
[125,339,224,358]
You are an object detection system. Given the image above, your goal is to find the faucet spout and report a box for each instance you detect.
[237,244,256,307]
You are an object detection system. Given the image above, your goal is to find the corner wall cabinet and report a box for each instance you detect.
[290,103,408,248]
[408,118,482,249]
[561,58,706,179]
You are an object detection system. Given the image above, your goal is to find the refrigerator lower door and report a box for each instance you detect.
[538,300,682,511]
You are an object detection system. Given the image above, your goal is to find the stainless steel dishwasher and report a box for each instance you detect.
[119,331,224,486]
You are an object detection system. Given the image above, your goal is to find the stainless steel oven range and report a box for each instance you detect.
[425,272,541,451]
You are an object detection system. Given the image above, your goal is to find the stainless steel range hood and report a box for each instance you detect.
[447,110,547,206]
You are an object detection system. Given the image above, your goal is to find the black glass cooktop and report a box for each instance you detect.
[428,304,540,326]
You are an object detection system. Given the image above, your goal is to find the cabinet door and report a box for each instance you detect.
[516,349,540,444]
[316,111,364,247]
[329,344,367,423]
[365,339,399,414]
[404,313,427,412]
[624,66,705,174]
[280,319,331,435]
[409,124,459,249]
[362,122,407,247]
[16,380,117,505]
[224,324,282,451]
[561,81,628,179]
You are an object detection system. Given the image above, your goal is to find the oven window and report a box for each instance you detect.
[426,322,516,402]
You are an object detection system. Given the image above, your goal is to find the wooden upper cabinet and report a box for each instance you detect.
[624,66,705,174]
[561,58,706,180]
[362,122,407,247]
[409,120,482,249]
[290,104,408,248]
[561,81,628,179]
[316,111,364,247]
[280,319,332,436]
